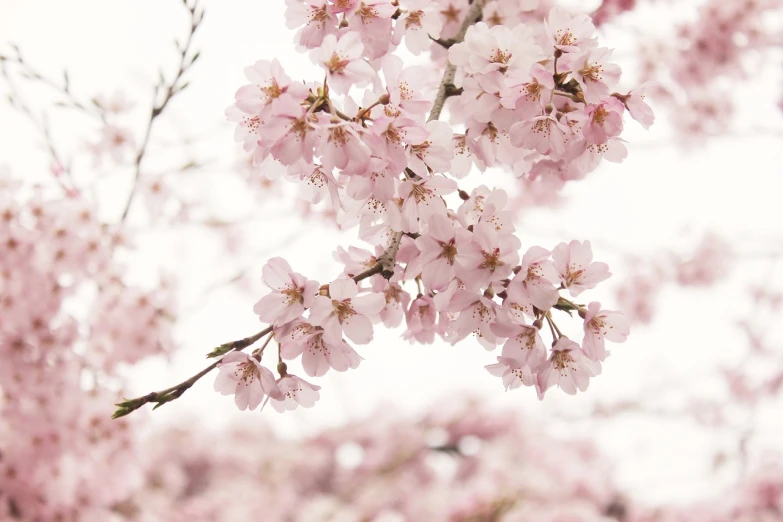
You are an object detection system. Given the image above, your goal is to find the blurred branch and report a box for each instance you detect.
[0,45,105,121]
[1,60,78,196]
[120,0,204,222]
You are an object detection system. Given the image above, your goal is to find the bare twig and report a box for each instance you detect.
[120,0,204,222]
[1,51,105,121]
[1,62,78,195]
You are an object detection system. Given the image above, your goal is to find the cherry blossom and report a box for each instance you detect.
[279,321,362,377]
[314,32,376,94]
[214,352,282,410]
[505,246,560,321]
[536,337,601,397]
[619,82,655,129]
[285,0,338,48]
[544,7,596,53]
[253,257,319,326]
[581,302,630,361]
[308,277,386,345]
[399,174,457,233]
[268,373,321,412]
[581,97,625,145]
[552,240,611,296]
[234,58,309,117]
[394,0,443,55]
[567,47,622,103]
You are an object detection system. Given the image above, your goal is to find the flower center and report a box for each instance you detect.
[438,239,457,265]
[332,299,356,322]
[406,10,424,29]
[480,248,504,272]
[325,53,350,75]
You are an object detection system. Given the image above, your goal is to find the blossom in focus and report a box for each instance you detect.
[552,240,611,296]
[214,352,282,410]
[314,32,376,94]
[308,277,386,345]
[253,257,319,326]
[581,302,630,361]
[268,374,321,412]
[544,7,596,53]
[536,337,601,398]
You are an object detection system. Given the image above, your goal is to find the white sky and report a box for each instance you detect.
[2,0,782,508]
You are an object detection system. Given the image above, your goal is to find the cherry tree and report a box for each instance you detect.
[1,0,782,520]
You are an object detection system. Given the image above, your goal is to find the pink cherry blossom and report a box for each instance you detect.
[253,257,319,326]
[214,352,282,410]
[445,290,502,349]
[552,240,611,296]
[500,64,554,119]
[268,373,321,412]
[314,32,376,94]
[456,222,520,291]
[622,82,655,129]
[536,337,601,398]
[380,56,432,116]
[259,97,318,166]
[308,277,386,345]
[406,120,454,177]
[573,137,628,173]
[544,7,596,53]
[372,277,411,328]
[485,356,536,389]
[491,321,547,370]
[279,321,362,377]
[408,214,462,291]
[403,294,439,344]
[398,174,457,234]
[581,97,625,145]
[509,112,569,157]
[346,0,397,59]
[567,47,621,103]
[285,0,338,48]
[368,114,430,173]
[448,22,542,78]
[316,117,372,174]
[234,59,309,117]
[581,302,630,361]
[394,0,442,55]
[505,246,560,321]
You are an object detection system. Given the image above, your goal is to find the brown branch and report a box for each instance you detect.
[120,0,204,222]
[427,0,485,122]
[1,62,78,195]
[112,258,386,419]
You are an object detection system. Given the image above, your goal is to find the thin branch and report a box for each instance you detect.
[113,258,385,418]
[1,63,78,195]
[1,52,105,121]
[428,0,486,122]
[120,1,204,222]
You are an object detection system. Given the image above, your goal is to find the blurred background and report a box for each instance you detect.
[1,0,782,520]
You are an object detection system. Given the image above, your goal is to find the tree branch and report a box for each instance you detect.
[113,0,489,419]
[119,0,204,222]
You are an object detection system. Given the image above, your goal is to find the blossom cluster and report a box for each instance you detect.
[0,172,176,520]
[220,1,644,412]
[116,403,783,522]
